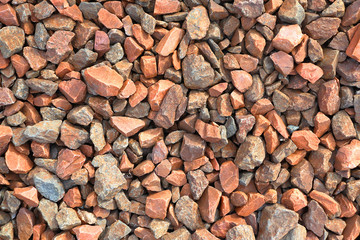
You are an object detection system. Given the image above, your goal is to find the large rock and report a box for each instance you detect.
[0,26,25,58]
[186,6,210,40]
[175,196,204,231]
[235,135,266,171]
[33,169,65,202]
[94,164,126,201]
[183,54,215,89]
[24,120,62,143]
[258,204,299,240]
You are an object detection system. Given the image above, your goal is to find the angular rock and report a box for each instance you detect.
[303,200,327,237]
[187,170,209,200]
[258,204,299,240]
[82,65,123,97]
[235,135,266,170]
[335,139,360,171]
[104,220,131,240]
[56,207,81,230]
[234,0,264,18]
[219,161,239,194]
[175,196,204,231]
[46,30,75,64]
[0,26,25,58]
[180,133,206,162]
[226,224,255,240]
[94,164,126,200]
[332,110,356,140]
[33,169,65,202]
[145,190,171,219]
[186,6,210,40]
[291,160,314,194]
[24,120,62,143]
[183,54,215,89]
[110,116,146,137]
[278,0,305,24]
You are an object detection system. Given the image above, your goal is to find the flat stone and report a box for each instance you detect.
[110,116,145,137]
[309,190,341,217]
[156,27,184,56]
[73,225,103,240]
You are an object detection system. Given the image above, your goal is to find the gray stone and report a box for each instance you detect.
[303,200,327,237]
[187,170,209,200]
[94,164,126,201]
[25,78,58,96]
[278,0,305,24]
[105,43,124,64]
[56,207,81,230]
[103,220,131,240]
[79,2,103,20]
[175,196,204,231]
[33,169,65,202]
[24,120,62,143]
[34,23,50,50]
[226,224,255,240]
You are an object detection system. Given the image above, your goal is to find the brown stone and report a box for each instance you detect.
[235,193,265,217]
[281,188,307,212]
[272,24,303,53]
[245,29,266,58]
[16,208,35,240]
[154,0,181,15]
[94,30,110,57]
[309,190,341,217]
[72,225,103,240]
[132,24,154,50]
[186,6,210,40]
[145,190,171,219]
[291,130,320,151]
[23,47,47,71]
[198,186,222,223]
[59,79,86,103]
[231,70,253,93]
[46,30,75,64]
[124,37,144,63]
[11,54,30,77]
[63,187,82,208]
[13,186,39,207]
[82,65,123,97]
[56,148,85,180]
[210,214,246,238]
[219,161,239,194]
[335,139,360,171]
[343,215,360,240]
[5,144,33,174]
[138,128,164,148]
[97,8,122,29]
[140,56,157,78]
[156,27,185,56]
[180,133,206,162]
[270,51,294,76]
[295,63,323,83]
[266,110,289,139]
[148,80,174,111]
[195,120,221,143]
[304,17,341,40]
